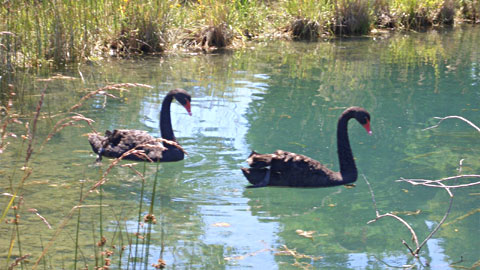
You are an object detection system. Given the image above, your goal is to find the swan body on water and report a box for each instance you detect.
[88,88,191,162]
[241,107,371,187]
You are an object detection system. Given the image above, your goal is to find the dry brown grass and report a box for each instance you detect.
[460,0,479,23]
[333,0,371,35]
[289,18,320,41]
[183,24,234,51]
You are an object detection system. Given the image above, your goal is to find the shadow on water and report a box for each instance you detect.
[0,26,479,269]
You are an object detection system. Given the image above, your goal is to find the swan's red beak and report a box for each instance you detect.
[363,119,372,135]
[184,100,192,116]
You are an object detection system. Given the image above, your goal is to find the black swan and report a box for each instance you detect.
[88,88,191,162]
[241,107,371,187]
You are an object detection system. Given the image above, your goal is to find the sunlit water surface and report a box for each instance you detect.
[1,26,479,269]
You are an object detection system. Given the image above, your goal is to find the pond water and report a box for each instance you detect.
[1,26,479,269]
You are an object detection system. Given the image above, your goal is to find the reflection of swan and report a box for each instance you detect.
[88,89,192,162]
[241,107,372,187]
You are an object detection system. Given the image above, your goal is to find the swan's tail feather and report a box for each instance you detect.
[241,167,269,186]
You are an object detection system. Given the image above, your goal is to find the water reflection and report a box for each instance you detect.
[0,26,479,269]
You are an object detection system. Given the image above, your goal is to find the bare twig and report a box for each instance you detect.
[68,83,152,113]
[72,205,109,210]
[89,145,154,192]
[25,86,46,164]
[423,116,480,133]
[457,159,464,174]
[372,255,416,269]
[28,208,52,229]
[366,115,480,264]
[0,87,16,153]
[120,163,146,182]
[396,175,480,189]
[8,254,29,270]
[158,138,188,155]
[40,113,96,151]
[32,148,146,268]
[363,175,420,255]
[413,181,453,254]
[30,83,152,269]
[367,172,456,257]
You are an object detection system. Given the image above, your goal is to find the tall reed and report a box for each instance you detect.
[333,0,371,35]
[0,0,478,73]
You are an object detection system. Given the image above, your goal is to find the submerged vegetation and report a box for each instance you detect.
[0,0,479,71]
[1,25,479,268]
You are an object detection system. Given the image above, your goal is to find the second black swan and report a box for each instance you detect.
[241,107,371,187]
[88,88,191,162]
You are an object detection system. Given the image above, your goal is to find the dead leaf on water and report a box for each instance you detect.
[275,245,323,261]
[212,222,230,227]
[224,248,271,261]
[25,180,50,185]
[36,74,77,82]
[391,209,421,216]
[328,107,347,111]
[288,142,307,148]
[295,229,315,239]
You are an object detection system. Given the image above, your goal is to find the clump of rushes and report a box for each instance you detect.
[182,24,234,50]
[182,0,237,50]
[195,24,233,49]
[0,0,479,71]
[459,0,479,23]
[372,0,397,28]
[391,0,447,29]
[108,0,172,56]
[332,0,371,35]
[282,0,327,40]
[289,18,320,40]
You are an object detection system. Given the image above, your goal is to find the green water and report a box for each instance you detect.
[1,26,479,269]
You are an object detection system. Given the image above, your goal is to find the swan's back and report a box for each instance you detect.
[243,150,341,187]
[88,129,168,161]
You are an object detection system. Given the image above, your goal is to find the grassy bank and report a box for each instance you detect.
[1,27,480,268]
[0,0,479,72]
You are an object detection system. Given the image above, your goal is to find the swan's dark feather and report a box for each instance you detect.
[88,88,190,162]
[88,129,177,161]
[241,107,371,188]
[242,150,341,187]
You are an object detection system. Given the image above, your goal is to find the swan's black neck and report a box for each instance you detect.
[336,110,357,183]
[160,93,175,143]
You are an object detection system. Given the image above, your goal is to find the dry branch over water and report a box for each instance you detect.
[363,115,480,268]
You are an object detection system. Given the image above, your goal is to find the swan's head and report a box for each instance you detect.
[171,88,192,116]
[349,107,372,135]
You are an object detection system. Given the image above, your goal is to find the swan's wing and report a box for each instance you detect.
[88,133,106,154]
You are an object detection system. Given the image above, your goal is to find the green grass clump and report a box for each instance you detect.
[391,0,447,28]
